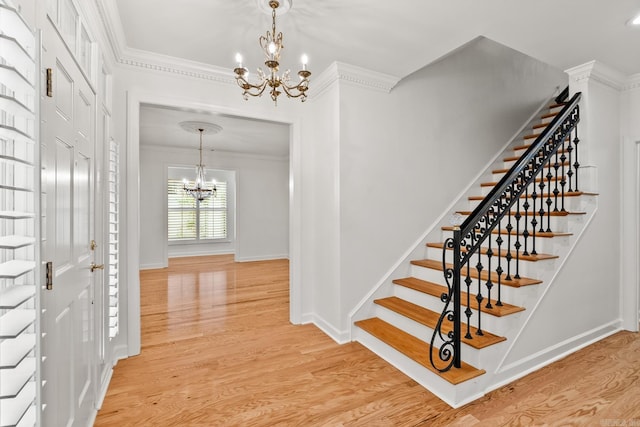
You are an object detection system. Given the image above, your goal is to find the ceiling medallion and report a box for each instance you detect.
[234,0,311,105]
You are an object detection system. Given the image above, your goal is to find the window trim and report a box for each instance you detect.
[166,168,231,245]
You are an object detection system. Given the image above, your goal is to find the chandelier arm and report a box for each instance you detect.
[280,80,309,98]
[235,75,268,95]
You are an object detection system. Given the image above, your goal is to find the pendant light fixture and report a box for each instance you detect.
[180,121,222,201]
[234,0,311,105]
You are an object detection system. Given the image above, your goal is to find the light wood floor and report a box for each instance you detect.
[95,255,640,426]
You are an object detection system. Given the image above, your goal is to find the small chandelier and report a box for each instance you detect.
[234,0,311,105]
[182,124,219,202]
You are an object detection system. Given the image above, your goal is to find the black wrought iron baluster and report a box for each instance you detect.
[560,137,568,211]
[464,262,472,340]
[475,249,484,336]
[505,206,513,281]
[531,172,538,255]
[522,185,530,256]
[553,147,560,212]
[495,220,503,307]
[573,124,580,192]
[567,132,574,192]
[514,193,522,279]
[485,234,493,309]
[545,153,553,232]
[538,155,546,233]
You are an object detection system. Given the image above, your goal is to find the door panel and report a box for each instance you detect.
[41,17,97,426]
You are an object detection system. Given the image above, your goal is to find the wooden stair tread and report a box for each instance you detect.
[492,161,571,174]
[441,225,571,238]
[468,190,585,201]
[410,259,542,287]
[392,277,525,317]
[548,102,566,110]
[355,317,485,384]
[427,242,558,262]
[541,111,559,119]
[481,176,567,187]
[455,210,586,217]
[375,296,506,349]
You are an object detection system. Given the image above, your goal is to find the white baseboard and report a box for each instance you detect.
[301,312,350,344]
[94,367,114,410]
[139,262,167,270]
[169,250,235,258]
[235,253,289,262]
[490,320,622,393]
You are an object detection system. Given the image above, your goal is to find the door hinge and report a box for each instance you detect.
[46,261,53,290]
[90,239,97,251]
[46,68,53,97]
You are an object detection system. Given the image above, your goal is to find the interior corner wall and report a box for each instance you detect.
[336,37,567,334]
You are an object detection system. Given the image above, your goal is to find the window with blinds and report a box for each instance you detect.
[0,2,39,426]
[167,179,227,242]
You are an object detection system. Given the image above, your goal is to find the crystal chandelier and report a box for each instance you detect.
[183,127,217,202]
[234,0,311,105]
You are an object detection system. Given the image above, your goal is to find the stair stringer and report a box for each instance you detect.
[348,94,556,334]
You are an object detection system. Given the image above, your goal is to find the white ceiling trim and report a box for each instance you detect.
[566,60,628,92]
[625,73,640,91]
[312,61,401,101]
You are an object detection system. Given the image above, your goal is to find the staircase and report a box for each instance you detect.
[352,91,599,407]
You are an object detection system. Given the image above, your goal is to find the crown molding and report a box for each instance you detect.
[93,0,235,83]
[118,46,236,84]
[565,60,627,91]
[93,0,126,61]
[335,62,401,93]
[312,61,400,100]
[624,73,640,91]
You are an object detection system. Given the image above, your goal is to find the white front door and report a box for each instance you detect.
[40,17,98,426]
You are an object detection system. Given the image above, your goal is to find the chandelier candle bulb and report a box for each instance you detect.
[235,53,243,68]
[301,54,308,71]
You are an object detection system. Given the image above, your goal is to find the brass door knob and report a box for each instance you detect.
[90,263,105,272]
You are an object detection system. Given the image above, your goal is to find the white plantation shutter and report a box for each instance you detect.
[197,181,227,240]
[167,179,227,242]
[0,2,39,426]
[107,138,119,339]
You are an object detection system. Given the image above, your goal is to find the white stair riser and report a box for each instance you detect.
[448,213,571,234]
[428,247,559,278]
[393,285,516,336]
[409,264,539,306]
[354,328,484,406]
[373,304,487,368]
[468,195,587,213]
[439,229,573,255]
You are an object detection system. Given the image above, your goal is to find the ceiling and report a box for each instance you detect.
[139,104,290,157]
[116,0,640,156]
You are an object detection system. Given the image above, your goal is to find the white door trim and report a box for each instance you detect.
[124,90,303,355]
[621,137,640,331]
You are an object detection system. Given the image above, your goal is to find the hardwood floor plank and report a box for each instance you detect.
[95,255,640,426]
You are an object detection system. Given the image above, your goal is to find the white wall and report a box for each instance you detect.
[329,37,568,335]
[298,79,342,335]
[621,74,640,329]
[139,145,288,268]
